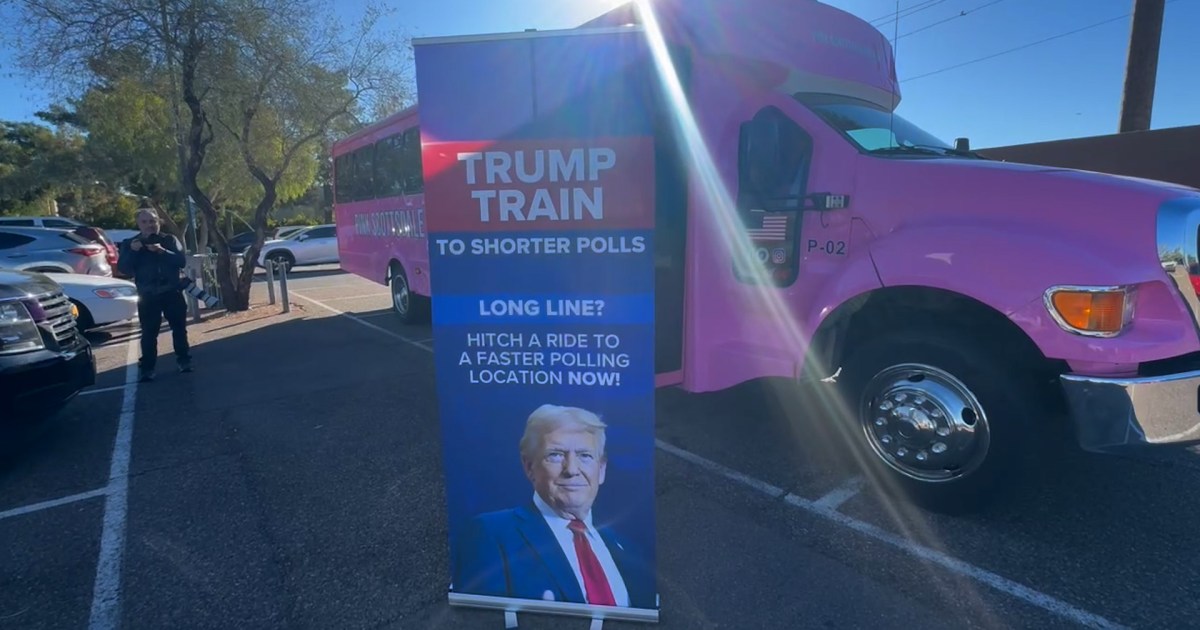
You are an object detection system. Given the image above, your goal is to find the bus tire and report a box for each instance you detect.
[390,264,427,324]
[836,326,1043,514]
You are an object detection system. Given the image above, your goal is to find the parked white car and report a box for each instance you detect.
[256,224,339,272]
[0,215,87,229]
[43,272,139,331]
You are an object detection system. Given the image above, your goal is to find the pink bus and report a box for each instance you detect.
[344,0,1200,512]
[332,107,430,323]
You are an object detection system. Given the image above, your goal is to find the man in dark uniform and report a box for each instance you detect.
[117,208,193,382]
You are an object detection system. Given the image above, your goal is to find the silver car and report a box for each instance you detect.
[0,227,113,276]
[0,215,87,229]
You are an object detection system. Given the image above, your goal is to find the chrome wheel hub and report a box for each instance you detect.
[392,275,409,315]
[860,363,989,482]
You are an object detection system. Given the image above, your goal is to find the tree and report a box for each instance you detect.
[200,1,407,309]
[7,0,408,310]
[0,120,89,216]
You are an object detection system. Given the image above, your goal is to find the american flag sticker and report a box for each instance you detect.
[746,214,789,242]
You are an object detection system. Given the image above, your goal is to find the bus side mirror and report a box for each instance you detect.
[740,116,783,195]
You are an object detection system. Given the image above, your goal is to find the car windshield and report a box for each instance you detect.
[797,93,977,158]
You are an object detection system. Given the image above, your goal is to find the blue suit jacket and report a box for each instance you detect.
[451,502,657,610]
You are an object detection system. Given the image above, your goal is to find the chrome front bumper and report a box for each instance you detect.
[1061,370,1200,451]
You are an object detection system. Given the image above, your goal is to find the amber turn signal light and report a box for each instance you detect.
[1048,289,1130,335]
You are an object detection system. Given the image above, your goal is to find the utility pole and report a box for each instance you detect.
[1118,0,1166,133]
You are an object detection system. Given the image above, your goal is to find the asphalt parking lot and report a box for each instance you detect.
[2,264,1199,630]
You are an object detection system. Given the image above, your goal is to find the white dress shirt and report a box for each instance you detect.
[532,492,630,606]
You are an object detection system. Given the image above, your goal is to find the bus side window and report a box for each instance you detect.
[345,151,361,202]
[374,134,405,197]
[401,127,423,194]
[737,107,812,212]
[355,144,376,201]
[333,155,347,203]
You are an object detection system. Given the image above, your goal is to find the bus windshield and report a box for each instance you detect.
[797,93,977,158]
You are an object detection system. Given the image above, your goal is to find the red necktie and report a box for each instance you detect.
[568,519,616,606]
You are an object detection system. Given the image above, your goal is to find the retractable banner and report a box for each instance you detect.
[414,28,660,623]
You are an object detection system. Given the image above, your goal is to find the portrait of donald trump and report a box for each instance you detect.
[450,403,656,610]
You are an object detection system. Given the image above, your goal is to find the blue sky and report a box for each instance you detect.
[0,0,1196,149]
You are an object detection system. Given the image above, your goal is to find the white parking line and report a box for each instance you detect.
[0,487,108,522]
[88,337,140,630]
[812,476,863,510]
[79,385,129,397]
[300,292,1129,630]
[657,440,1128,630]
[291,292,432,352]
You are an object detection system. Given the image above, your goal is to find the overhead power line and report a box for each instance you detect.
[869,0,952,26]
[892,0,1010,41]
[900,0,1184,83]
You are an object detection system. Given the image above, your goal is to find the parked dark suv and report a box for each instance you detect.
[0,270,96,422]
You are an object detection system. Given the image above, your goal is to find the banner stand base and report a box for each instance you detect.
[449,593,659,625]
[501,611,603,629]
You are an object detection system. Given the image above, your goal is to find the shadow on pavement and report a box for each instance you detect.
[29,304,1200,629]
[114,311,973,629]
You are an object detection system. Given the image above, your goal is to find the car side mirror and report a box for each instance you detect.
[297,234,309,241]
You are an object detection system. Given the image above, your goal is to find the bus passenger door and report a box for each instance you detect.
[650,47,691,380]
[653,115,688,378]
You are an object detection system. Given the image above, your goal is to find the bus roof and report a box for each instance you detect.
[336,0,898,152]
[332,104,420,155]
[579,0,899,110]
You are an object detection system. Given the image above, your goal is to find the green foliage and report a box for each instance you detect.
[0,120,89,215]
[76,77,177,194]
[74,75,318,213]
[5,0,411,310]
[265,214,321,230]
[77,193,139,229]
[205,102,319,209]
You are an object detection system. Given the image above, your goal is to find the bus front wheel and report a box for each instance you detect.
[837,326,1044,514]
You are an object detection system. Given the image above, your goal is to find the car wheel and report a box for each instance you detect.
[71,300,95,331]
[836,326,1045,514]
[266,251,294,273]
